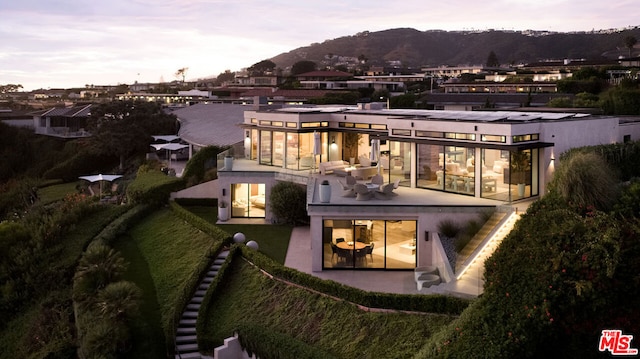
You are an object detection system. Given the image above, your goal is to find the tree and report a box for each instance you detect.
[291,60,317,76]
[86,100,177,170]
[486,51,500,67]
[95,281,142,321]
[74,243,128,297]
[247,60,276,76]
[624,35,637,57]
[269,181,309,225]
[175,67,189,83]
[215,70,236,86]
[0,84,23,93]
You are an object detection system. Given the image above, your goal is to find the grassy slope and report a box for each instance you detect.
[0,205,128,359]
[201,260,457,359]
[124,208,216,343]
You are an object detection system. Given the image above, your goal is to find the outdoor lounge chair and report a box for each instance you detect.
[354,184,372,201]
[374,183,395,200]
[370,174,384,185]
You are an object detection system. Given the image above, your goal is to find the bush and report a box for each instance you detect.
[437,219,461,239]
[551,151,619,211]
[269,181,309,225]
[126,170,184,206]
[182,145,223,186]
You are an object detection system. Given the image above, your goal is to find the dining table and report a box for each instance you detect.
[336,241,367,250]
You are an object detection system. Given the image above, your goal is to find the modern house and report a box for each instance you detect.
[214,103,640,285]
[32,104,92,138]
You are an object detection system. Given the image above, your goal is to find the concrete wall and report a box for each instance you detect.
[170,180,218,199]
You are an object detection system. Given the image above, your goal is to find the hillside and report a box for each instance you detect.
[270,27,640,70]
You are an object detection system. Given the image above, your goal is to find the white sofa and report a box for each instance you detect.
[319,160,349,175]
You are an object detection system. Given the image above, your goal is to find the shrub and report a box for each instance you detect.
[269,181,309,225]
[551,151,619,211]
[126,170,184,206]
[437,219,461,239]
[182,145,223,186]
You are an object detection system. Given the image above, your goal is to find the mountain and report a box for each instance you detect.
[270,27,640,70]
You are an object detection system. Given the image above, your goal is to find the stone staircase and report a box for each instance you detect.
[175,250,229,359]
[455,211,520,287]
[455,212,505,274]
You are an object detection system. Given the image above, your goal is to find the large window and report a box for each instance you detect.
[259,131,272,165]
[480,148,538,201]
[285,132,316,170]
[382,141,411,187]
[231,183,266,218]
[417,144,476,195]
[322,219,416,270]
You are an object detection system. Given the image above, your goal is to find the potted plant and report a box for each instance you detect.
[510,151,530,197]
[319,180,331,203]
[218,200,229,221]
[343,133,361,164]
[224,155,233,171]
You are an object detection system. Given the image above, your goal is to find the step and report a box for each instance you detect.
[175,352,202,359]
[190,296,203,304]
[182,311,198,319]
[206,270,218,276]
[176,343,199,352]
[194,289,207,297]
[213,259,225,265]
[176,335,198,343]
[198,284,210,291]
[179,318,197,326]
[210,264,222,271]
[187,303,200,311]
[177,327,197,335]
[201,277,214,283]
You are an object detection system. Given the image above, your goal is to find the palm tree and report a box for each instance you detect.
[74,243,127,296]
[624,36,637,58]
[95,281,142,321]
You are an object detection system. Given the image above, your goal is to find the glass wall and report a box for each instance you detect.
[273,131,285,167]
[383,141,412,187]
[480,148,538,201]
[322,219,416,269]
[259,131,272,165]
[285,132,316,170]
[231,183,266,218]
[417,144,476,195]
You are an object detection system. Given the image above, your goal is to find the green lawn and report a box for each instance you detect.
[200,260,457,358]
[184,205,293,264]
[37,181,82,204]
[123,208,218,348]
[113,234,166,358]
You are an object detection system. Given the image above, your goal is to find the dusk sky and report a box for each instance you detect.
[2,0,638,91]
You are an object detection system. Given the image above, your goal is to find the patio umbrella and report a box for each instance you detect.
[313,131,321,172]
[78,174,122,198]
[151,143,189,168]
[370,138,380,173]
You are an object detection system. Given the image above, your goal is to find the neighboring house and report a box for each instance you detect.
[214,103,640,279]
[32,104,92,138]
[423,93,578,111]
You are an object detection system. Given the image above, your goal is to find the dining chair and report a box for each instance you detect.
[345,175,357,186]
